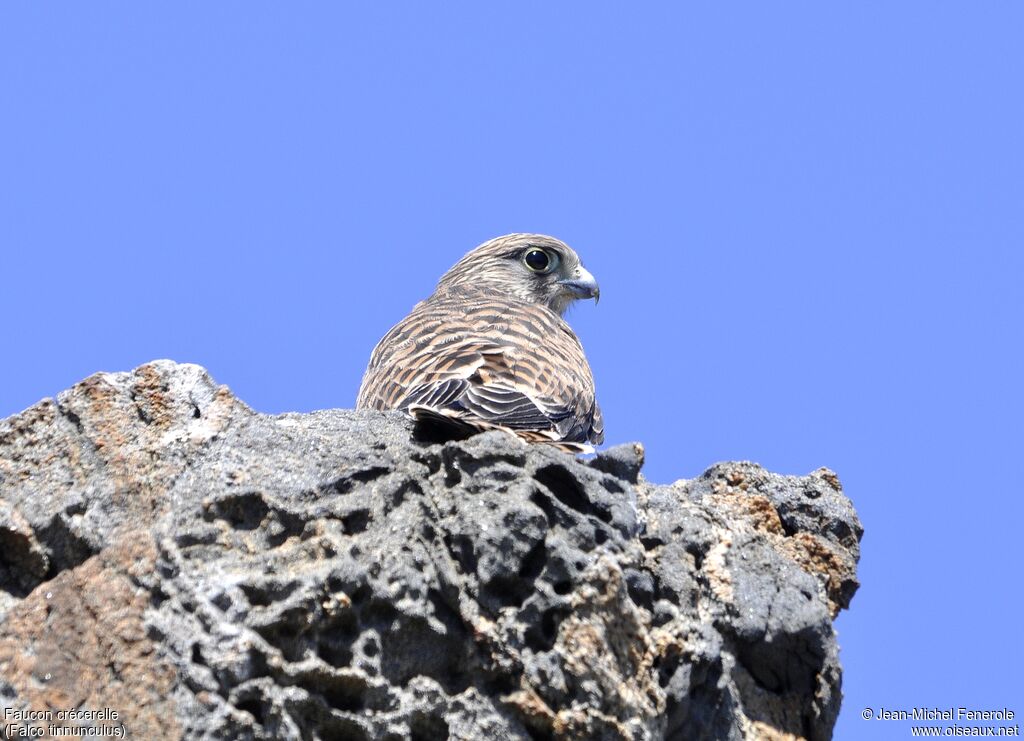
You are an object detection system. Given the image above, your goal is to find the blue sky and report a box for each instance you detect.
[2,4,1021,738]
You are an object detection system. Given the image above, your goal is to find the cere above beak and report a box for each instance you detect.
[558,267,600,304]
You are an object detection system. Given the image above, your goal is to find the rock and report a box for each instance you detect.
[0,361,862,740]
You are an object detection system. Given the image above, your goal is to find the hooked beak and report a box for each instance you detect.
[558,266,601,304]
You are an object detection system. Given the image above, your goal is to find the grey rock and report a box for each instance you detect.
[0,361,862,740]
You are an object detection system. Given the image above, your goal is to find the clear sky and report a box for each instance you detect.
[2,4,1021,738]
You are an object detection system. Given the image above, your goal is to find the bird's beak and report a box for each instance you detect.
[558,266,601,304]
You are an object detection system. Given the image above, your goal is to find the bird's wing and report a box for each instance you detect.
[403,347,570,431]
[357,295,602,446]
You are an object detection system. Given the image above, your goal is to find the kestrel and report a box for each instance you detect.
[357,233,603,452]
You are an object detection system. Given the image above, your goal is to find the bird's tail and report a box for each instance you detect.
[407,405,593,454]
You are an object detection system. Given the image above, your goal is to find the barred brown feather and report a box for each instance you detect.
[357,234,603,451]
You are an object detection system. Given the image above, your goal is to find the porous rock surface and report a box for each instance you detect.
[0,361,861,740]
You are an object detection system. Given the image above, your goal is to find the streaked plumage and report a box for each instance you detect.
[357,233,603,452]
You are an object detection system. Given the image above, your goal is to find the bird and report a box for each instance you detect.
[357,233,603,452]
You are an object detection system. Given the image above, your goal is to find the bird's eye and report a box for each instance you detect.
[523,248,558,273]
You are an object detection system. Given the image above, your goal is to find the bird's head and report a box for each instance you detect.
[435,233,600,316]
